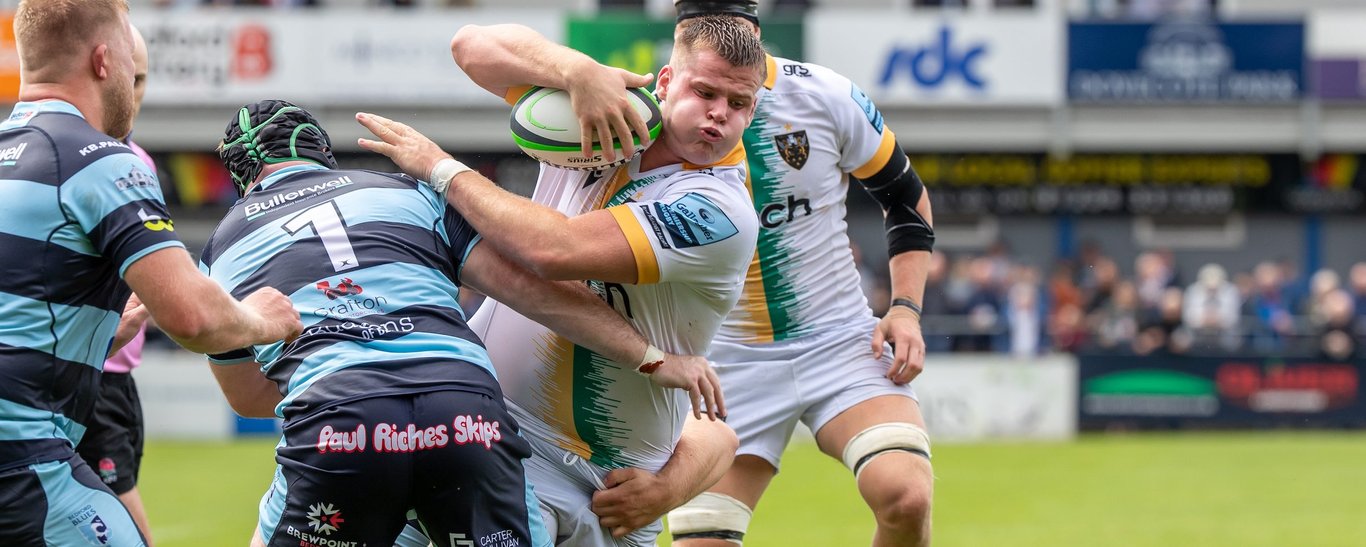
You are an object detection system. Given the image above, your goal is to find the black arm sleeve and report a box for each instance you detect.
[852,141,934,256]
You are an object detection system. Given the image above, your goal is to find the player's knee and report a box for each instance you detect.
[874,485,933,533]
[668,492,753,546]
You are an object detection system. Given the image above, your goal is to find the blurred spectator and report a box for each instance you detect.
[1050,302,1088,352]
[1304,268,1342,329]
[1083,257,1119,314]
[1246,261,1296,352]
[983,240,1014,288]
[1183,263,1241,350]
[851,242,890,317]
[955,258,1003,352]
[1135,287,1192,355]
[922,252,953,353]
[1049,261,1084,315]
[1135,251,1172,316]
[945,256,976,314]
[1090,280,1138,350]
[1317,290,1357,361]
[1006,266,1044,358]
[1349,262,1366,326]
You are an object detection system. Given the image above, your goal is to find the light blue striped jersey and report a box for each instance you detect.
[0,101,184,468]
[199,165,497,418]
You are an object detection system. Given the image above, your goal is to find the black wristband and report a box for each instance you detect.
[890,297,922,317]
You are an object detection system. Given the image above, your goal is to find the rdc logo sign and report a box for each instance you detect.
[879,26,988,90]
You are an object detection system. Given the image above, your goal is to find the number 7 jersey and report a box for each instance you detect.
[469,147,758,473]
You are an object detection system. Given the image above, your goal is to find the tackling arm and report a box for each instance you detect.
[124,248,302,355]
[461,242,649,365]
[208,361,282,418]
[355,113,643,284]
[461,242,724,419]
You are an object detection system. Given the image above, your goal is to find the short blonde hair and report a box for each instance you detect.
[671,15,766,75]
[15,0,130,76]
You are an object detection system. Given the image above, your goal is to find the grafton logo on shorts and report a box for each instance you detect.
[67,505,110,545]
[306,502,345,536]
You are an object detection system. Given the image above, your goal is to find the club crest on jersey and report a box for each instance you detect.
[773,130,809,170]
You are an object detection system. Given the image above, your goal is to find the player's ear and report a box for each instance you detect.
[91,43,110,80]
[656,65,674,101]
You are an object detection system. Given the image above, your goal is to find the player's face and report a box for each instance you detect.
[657,48,763,165]
[131,26,149,119]
[100,16,137,140]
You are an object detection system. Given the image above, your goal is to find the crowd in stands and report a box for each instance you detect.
[881,242,1366,360]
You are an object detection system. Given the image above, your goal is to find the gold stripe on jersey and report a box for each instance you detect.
[592,167,632,211]
[532,332,594,459]
[851,127,898,180]
[764,54,778,90]
[735,249,774,343]
[504,85,535,106]
[608,205,661,285]
[730,161,775,342]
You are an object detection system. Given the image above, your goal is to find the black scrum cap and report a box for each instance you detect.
[675,0,760,26]
[219,99,338,196]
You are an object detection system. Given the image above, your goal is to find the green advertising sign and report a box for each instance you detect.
[567,13,803,76]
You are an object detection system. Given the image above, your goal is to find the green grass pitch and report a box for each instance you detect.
[140,432,1366,546]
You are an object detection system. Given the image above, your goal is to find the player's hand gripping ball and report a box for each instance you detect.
[511,86,662,171]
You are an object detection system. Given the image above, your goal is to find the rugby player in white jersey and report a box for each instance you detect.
[662,2,937,546]
[355,15,768,547]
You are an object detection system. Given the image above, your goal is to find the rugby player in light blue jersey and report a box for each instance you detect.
[0,3,301,546]
[201,100,724,547]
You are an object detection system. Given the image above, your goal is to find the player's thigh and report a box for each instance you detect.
[0,455,145,546]
[262,398,414,547]
[704,454,777,510]
[707,339,803,469]
[411,390,550,547]
[813,395,933,509]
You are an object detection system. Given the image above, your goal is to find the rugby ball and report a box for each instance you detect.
[510,86,663,171]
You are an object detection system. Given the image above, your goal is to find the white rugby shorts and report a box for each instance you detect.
[709,318,919,469]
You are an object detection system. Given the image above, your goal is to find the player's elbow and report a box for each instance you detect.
[521,246,582,281]
[154,308,214,353]
[451,25,495,70]
[224,396,276,419]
